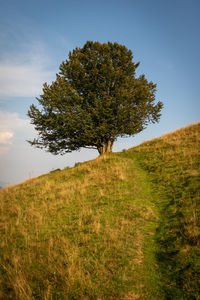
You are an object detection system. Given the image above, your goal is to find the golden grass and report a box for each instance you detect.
[0,154,157,299]
[1,122,199,299]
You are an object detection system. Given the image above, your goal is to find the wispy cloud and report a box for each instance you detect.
[0,42,56,98]
[0,110,29,130]
[0,131,13,157]
[0,110,34,156]
[0,131,13,144]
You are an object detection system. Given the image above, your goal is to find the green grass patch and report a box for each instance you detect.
[126,122,200,299]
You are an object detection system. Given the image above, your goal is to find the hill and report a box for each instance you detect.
[0,122,199,299]
[0,180,8,189]
[125,122,200,299]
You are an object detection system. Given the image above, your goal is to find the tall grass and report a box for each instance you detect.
[0,122,199,299]
[0,155,159,299]
[126,122,200,299]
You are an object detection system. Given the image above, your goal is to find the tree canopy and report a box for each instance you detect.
[28,41,163,155]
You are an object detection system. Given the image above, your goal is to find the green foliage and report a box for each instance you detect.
[28,41,163,155]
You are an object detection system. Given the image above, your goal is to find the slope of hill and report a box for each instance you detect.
[0,122,199,299]
[0,180,9,189]
[0,155,160,299]
[125,122,200,299]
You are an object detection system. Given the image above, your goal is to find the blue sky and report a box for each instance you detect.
[0,0,199,186]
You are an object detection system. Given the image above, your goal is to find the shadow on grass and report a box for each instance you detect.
[154,193,200,300]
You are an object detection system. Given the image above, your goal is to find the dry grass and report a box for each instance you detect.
[1,122,198,299]
[0,154,157,299]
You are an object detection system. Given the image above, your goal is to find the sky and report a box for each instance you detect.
[0,0,199,186]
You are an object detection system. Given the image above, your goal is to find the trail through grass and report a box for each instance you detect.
[0,154,160,299]
[0,122,199,299]
[125,122,200,299]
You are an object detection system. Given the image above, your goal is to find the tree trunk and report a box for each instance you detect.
[97,140,113,155]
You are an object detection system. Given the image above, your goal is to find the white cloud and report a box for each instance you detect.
[0,110,30,130]
[0,63,53,97]
[0,110,34,156]
[0,131,13,144]
[0,42,56,98]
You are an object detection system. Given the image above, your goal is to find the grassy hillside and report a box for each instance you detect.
[125,122,200,299]
[0,122,199,299]
[0,154,160,299]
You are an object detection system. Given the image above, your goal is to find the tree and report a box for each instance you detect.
[28,41,163,155]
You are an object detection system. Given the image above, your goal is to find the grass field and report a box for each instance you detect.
[125,122,200,299]
[0,122,199,299]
